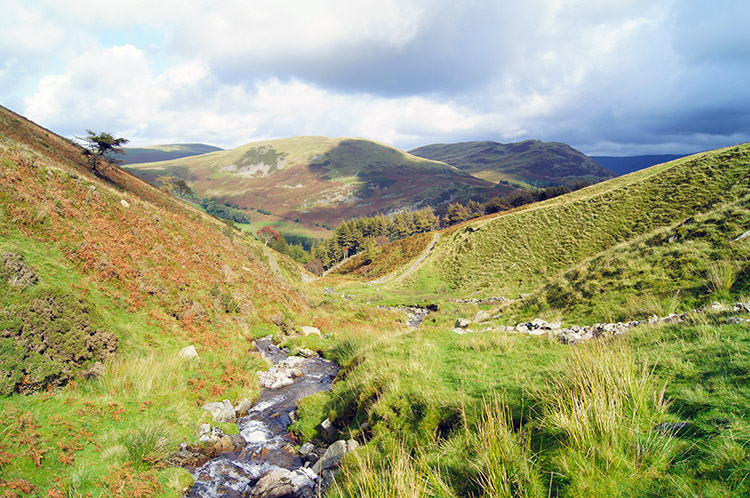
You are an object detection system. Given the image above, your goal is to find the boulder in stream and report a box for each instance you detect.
[312,439,359,474]
[248,467,317,498]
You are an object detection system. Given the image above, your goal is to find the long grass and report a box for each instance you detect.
[98,353,185,399]
[539,340,676,495]
[473,398,544,498]
[329,442,457,498]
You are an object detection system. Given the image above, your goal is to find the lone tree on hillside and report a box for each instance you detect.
[80,130,129,172]
[257,226,281,246]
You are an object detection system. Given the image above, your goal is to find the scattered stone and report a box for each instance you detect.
[299,443,314,455]
[320,418,337,441]
[289,410,298,424]
[323,287,335,294]
[455,296,508,305]
[473,310,492,323]
[298,348,318,358]
[213,433,246,455]
[300,326,321,337]
[455,318,471,329]
[312,439,359,475]
[177,345,199,360]
[257,365,303,389]
[281,356,305,369]
[727,316,750,324]
[120,199,129,208]
[734,229,750,242]
[249,468,298,498]
[451,327,474,334]
[202,400,237,423]
[235,399,254,417]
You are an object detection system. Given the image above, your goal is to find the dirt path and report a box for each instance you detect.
[371,232,440,285]
[263,247,281,275]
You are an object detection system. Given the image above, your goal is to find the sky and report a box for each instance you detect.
[1,0,749,156]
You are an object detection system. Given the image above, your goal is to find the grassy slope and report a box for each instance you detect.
[410,139,615,186]
[386,145,750,303]
[126,136,517,235]
[117,144,223,165]
[292,145,750,498]
[0,106,309,496]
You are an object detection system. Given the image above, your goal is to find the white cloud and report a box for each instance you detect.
[6,0,750,154]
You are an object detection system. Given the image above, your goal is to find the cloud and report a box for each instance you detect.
[6,0,750,154]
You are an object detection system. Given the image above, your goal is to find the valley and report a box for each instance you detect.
[1,105,749,498]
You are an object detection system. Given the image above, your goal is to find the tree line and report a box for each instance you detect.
[304,183,588,274]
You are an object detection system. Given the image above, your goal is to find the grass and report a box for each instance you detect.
[380,144,750,301]
[293,316,750,497]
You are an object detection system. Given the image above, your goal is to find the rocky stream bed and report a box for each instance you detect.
[181,336,358,498]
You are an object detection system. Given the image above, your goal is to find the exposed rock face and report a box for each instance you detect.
[202,400,237,423]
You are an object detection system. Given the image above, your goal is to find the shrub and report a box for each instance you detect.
[0,288,117,395]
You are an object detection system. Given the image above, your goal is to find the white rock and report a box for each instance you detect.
[177,345,198,360]
[300,326,321,336]
[120,199,129,208]
[280,356,305,368]
[202,400,236,423]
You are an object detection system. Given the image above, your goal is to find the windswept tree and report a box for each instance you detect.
[80,130,129,172]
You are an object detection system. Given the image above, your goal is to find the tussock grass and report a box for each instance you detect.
[473,398,543,498]
[706,259,740,294]
[330,442,457,498]
[99,353,185,399]
[119,421,173,471]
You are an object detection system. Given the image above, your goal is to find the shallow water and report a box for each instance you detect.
[188,337,339,497]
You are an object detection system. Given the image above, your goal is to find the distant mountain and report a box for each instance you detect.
[410,140,615,186]
[591,154,689,176]
[125,136,520,234]
[117,143,223,164]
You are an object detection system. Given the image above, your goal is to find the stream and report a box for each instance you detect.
[188,336,339,497]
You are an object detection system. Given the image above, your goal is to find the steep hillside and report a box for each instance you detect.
[126,136,519,234]
[0,105,311,495]
[410,139,615,186]
[592,153,689,175]
[374,145,750,302]
[117,143,223,165]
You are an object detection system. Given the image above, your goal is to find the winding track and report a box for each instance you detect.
[371,232,441,285]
